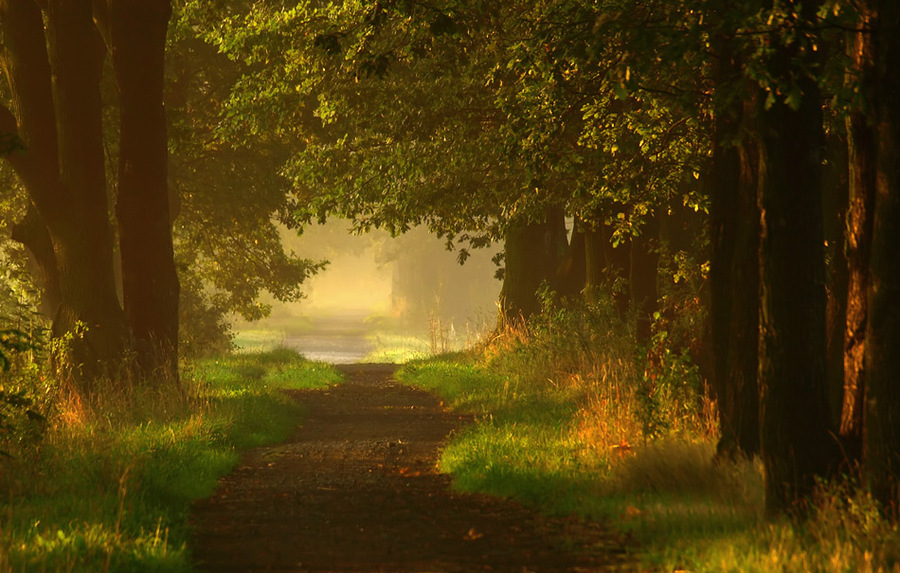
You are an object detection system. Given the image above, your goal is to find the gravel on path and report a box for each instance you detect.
[189,363,637,572]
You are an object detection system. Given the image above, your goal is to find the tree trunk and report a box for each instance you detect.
[630,213,659,345]
[583,224,605,303]
[866,0,900,512]
[47,0,129,384]
[499,211,562,324]
[0,1,59,320]
[601,222,631,320]
[841,11,876,464]
[709,56,762,460]
[108,0,180,380]
[555,219,585,299]
[1,0,130,387]
[0,0,58,208]
[729,135,761,458]
[10,204,61,318]
[756,0,838,515]
[708,35,742,458]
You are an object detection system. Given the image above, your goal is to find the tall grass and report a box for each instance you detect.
[398,294,900,572]
[0,347,340,572]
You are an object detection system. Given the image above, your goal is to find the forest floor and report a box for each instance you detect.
[189,363,637,572]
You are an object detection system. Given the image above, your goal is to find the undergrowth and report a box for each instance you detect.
[398,293,900,572]
[0,346,340,572]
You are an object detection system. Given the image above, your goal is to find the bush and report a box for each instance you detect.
[479,287,711,447]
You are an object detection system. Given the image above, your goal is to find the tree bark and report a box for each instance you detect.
[866,0,900,512]
[756,0,838,515]
[1,1,60,318]
[709,62,762,460]
[2,0,130,387]
[0,0,58,204]
[47,0,129,383]
[108,0,179,380]
[708,34,742,458]
[841,10,876,464]
[729,135,761,458]
[821,124,848,438]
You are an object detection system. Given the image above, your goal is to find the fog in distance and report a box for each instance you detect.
[232,219,500,362]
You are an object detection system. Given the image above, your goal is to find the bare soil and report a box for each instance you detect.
[190,364,637,572]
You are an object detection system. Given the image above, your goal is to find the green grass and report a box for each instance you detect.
[398,353,900,572]
[231,329,287,353]
[0,348,341,572]
[362,332,431,363]
[398,357,607,513]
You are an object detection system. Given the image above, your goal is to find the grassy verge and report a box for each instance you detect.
[0,348,341,572]
[362,332,431,363]
[398,352,900,572]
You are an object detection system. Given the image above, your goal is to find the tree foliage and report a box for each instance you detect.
[189,0,900,517]
[168,2,326,342]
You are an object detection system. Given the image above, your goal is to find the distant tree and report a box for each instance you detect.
[199,0,708,331]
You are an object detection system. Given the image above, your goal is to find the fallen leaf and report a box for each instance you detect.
[464,527,484,541]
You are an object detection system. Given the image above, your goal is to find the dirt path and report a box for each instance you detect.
[190,364,636,572]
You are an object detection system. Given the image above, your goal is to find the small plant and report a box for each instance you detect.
[0,323,47,459]
[0,327,34,372]
[638,323,710,441]
[0,387,45,458]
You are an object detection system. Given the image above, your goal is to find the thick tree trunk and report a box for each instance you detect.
[47,0,129,382]
[729,137,761,458]
[0,0,58,203]
[709,76,762,459]
[708,40,742,458]
[1,0,130,386]
[866,0,900,512]
[841,12,876,464]
[756,0,838,515]
[108,0,179,379]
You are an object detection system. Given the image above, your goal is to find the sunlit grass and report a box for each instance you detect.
[0,348,341,572]
[232,328,286,352]
[362,332,431,363]
[399,349,900,573]
[399,358,607,513]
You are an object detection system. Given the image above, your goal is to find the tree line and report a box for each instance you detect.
[1,0,898,517]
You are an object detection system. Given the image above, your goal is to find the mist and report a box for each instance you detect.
[232,220,501,362]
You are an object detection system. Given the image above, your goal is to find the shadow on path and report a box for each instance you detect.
[190,364,635,572]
